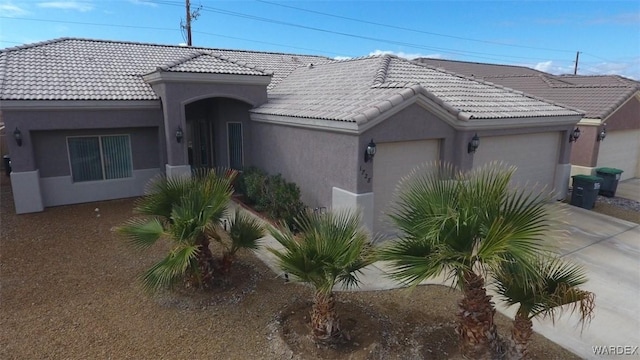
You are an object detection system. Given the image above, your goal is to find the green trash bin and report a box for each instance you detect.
[570,175,603,210]
[595,167,624,197]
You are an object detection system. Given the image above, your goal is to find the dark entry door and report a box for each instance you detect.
[188,119,215,169]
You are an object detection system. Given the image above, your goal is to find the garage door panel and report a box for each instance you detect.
[373,140,440,236]
[597,130,640,181]
[473,132,560,190]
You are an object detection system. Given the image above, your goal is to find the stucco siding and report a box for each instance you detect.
[40,168,161,207]
[250,121,359,210]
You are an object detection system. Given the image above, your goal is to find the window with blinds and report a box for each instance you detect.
[228,123,243,170]
[67,135,133,182]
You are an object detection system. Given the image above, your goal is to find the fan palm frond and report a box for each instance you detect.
[268,209,375,294]
[116,217,164,250]
[228,208,265,254]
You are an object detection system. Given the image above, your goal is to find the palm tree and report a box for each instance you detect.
[268,210,375,344]
[494,256,595,360]
[217,208,265,275]
[378,162,554,359]
[118,168,236,291]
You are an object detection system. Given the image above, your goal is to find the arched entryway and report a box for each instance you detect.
[184,97,253,170]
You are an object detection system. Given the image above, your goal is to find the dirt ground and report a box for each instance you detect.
[0,176,579,359]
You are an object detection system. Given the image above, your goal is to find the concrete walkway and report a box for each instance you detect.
[615,177,640,202]
[232,201,640,359]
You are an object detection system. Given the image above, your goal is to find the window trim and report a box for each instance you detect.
[66,134,133,183]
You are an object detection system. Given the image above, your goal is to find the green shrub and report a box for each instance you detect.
[241,166,268,206]
[264,174,305,228]
[237,167,306,230]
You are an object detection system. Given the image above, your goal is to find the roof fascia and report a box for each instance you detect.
[602,89,640,122]
[143,71,272,86]
[577,118,603,126]
[0,100,161,111]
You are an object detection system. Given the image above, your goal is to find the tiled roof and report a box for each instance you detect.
[158,52,269,75]
[416,58,545,78]
[0,38,328,101]
[416,58,639,119]
[252,56,581,122]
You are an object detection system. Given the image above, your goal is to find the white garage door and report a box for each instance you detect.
[597,129,640,181]
[373,139,440,236]
[473,132,560,191]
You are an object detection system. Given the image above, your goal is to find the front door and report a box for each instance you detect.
[187,119,215,169]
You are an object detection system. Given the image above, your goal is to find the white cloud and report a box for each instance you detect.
[531,59,640,80]
[534,60,553,72]
[369,50,441,60]
[129,0,157,7]
[37,1,93,12]
[0,2,28,17]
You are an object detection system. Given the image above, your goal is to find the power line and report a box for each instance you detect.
[255,0,575,54]
[190,4,573,63]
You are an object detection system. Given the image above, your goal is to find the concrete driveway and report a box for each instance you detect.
[519,204,639,359]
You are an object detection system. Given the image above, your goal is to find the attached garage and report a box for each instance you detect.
[373,139,440,235]
[473,132,561,192]
[597,129,640,181]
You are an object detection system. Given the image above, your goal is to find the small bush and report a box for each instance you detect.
[264,174,305,228]
[241,167,268,206]
[237,167,306,231]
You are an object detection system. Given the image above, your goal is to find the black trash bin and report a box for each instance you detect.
[570,175,603,210]
[595,167,624,197]
[3,155,10,176]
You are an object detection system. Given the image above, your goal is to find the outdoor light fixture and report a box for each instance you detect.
[13,127,23,147]
[364,138,377,162]
[467,133,480,154]
[597,127,607,142]
[569,127,581,143]
[175,126,184,143]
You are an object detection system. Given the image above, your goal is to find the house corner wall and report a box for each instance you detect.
[331,187,374,233]
[10,169,44,213]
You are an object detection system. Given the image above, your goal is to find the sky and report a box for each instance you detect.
[1,0,639,79]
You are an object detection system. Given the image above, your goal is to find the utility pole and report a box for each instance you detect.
[573,51,580,75]
[185,0,192,46]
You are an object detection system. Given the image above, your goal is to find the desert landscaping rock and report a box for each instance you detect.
[0,176,579,359]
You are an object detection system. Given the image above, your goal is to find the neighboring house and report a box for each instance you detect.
[417,58,640,181]
[0,38,583,236]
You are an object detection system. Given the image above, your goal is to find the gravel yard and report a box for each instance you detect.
[1,176,581,359]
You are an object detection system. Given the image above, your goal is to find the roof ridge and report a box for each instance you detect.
[415,57,546,74]
[209,53,272,75]
[372,55,393,86]
[157,51,208,71]
[1,37,72,53]
[0,37,332,60]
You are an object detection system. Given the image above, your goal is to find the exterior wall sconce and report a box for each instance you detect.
[597,127,607,142]
[569,127,581,143]
[364,138,377,162]
[13,127,23,147]
[467,133,480,154]
[175,126,184,143]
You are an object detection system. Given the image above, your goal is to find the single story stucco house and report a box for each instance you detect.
[0,38,583,235]
[417,58,640,181]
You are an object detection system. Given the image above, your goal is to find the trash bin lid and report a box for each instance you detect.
[572,174,603,183]
[596,167,624,175]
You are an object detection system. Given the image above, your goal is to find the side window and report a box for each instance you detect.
[68,135,132,182]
